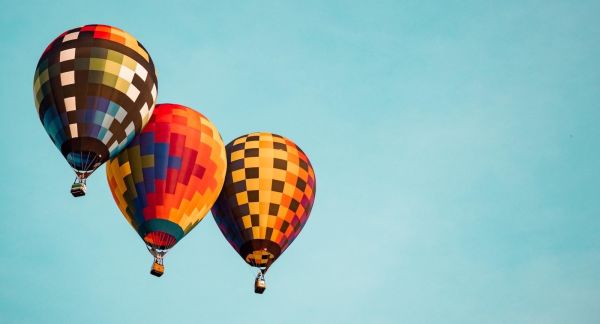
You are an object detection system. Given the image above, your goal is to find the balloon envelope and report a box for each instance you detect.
[211,132,316,269]
[106,103,226,258]
[34,24,158,178]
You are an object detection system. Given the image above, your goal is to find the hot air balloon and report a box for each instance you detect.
[211,132,316,293]
[33,24,158,197]
[106,104,226,277]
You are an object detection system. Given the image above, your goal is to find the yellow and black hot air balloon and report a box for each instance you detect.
[106,104,226,277]
[33,24,158,197]
[211,132,316,293]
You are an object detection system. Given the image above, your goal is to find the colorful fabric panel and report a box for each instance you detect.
[106,104,226,250]
[211,133,316,268]
[33,24,158,174]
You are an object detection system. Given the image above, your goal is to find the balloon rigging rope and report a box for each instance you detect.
[79,151,100,181]
[80,151,90,181]
[82,151,92,174]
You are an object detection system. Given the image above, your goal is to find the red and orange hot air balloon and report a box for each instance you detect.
[211,132,316,293]
[106,103,226,276]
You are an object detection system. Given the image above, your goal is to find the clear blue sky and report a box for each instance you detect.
[1,1,599,323]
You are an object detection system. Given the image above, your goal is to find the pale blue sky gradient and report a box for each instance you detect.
[1,1,599,323]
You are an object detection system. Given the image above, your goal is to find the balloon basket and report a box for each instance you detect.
[70,182,87,197]
[150,260,164,277]
[254,272,266,294]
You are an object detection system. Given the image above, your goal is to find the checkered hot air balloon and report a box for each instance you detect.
[211,132,316,293]
[106,104,226,277]
[33,24,158,197]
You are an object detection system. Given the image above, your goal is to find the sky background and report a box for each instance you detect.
[1,1,599,323]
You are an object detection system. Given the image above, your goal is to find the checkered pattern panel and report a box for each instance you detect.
[246,250,275,267]
[106,104,226,248]
[33,24,158,172]
[211,132,316,266]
